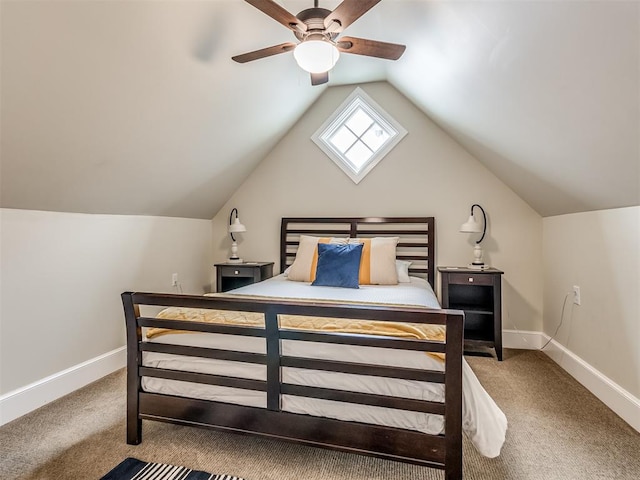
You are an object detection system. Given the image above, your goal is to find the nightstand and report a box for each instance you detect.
[438,267,504,361]
[214,262,274,293]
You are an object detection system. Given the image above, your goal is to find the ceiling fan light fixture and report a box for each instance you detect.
[293,39,340,74]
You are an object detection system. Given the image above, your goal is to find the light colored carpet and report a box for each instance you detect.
[1,349,638,479]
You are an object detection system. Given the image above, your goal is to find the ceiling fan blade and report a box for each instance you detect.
[323,0,381,33]
[232,42,296,63]
[311,72,329,86]
[337,36,406,60]
[244,0,306,33]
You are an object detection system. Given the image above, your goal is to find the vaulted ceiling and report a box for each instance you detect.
[1,1,638,219]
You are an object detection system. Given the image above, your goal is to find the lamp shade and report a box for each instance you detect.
[460,215,482,233]
[229,217,246,233]
[294,39,340,74]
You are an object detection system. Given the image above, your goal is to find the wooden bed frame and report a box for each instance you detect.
[122,217,465,480]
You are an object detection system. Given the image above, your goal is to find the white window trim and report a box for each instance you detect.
[311,87,407,184]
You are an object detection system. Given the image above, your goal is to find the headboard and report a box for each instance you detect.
[280,217,436,288]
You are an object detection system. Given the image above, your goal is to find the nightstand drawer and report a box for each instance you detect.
[217,266,255,278]
[447,273,494,286]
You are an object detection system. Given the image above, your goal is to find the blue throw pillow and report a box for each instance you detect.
[312,243,363,289]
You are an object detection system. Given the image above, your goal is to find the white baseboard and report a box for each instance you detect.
[0,346,126,426]
[503,329,639,432]
[503,329,544,349]
[540,335,640,432]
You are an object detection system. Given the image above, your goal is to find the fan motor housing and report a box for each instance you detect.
[294,8,339,41]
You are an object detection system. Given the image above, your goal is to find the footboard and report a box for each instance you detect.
[122,292,464,480]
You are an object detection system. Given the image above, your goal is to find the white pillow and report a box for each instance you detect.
[347,237,399,285]
[396,260,412,283]
[287,236,348,282]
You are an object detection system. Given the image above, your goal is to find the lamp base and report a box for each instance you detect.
[228,257,243,264]
[471,243,485,267]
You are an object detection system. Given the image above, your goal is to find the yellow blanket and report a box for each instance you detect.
[148,294,446,361]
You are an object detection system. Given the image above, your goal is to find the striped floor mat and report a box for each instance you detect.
[100,457,245,480]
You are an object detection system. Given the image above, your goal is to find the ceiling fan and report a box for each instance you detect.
[232,0,406,86]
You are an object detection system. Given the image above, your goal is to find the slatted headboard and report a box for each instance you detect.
[280,217,436,288]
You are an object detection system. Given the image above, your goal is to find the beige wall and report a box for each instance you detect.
[543,206,640,397]
[212,82,543,333]
[0,208,213,394]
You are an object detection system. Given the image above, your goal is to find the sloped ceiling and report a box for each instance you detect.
[1,1,638,219]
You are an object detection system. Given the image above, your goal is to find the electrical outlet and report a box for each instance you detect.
[172,273,179,287]
[572,285,581,305]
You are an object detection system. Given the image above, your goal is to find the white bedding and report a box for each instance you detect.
[142,274,507,458]
[223,273,442,308]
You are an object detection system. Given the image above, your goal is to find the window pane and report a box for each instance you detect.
[361,123,391,152]
[329,126,357,153]
[345,108,373,136]
[311,88,407,184]
[345,141,373,171]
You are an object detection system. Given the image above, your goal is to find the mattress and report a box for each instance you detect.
[142,275,507,458]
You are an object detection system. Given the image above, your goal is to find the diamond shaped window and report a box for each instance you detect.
[312,88,407,184]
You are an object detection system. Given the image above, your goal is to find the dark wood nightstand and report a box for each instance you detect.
[438,267,504,361]
[214,262,274,293]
